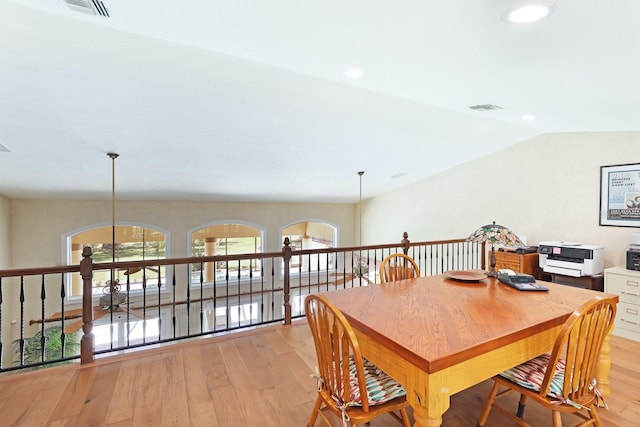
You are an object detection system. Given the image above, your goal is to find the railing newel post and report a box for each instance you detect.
[80,246,94,364]
[283,238,292,325]
[401,232,410,254]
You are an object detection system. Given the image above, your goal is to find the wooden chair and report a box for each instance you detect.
[477,296,617,427]
[304,293,411,427]
[379,253,420,284]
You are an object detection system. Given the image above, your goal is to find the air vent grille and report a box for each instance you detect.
[63,0,110,17]
[469,104,503,111]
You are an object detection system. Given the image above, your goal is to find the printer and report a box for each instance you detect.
[538,241,604,277]
[627,232,640,271]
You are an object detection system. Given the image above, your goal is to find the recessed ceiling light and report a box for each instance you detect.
[521,114,536,121]
[344,68,364,78]
[469,104,503,111]
[390,172,407,179]
[503,3,556,23]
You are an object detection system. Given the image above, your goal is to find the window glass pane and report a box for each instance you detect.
[282,221,336,274]
[69,225,166,297]
[190,223,263,283]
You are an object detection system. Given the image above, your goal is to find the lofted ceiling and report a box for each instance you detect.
[1,0,639,203]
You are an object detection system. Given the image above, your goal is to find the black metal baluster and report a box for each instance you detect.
[212,262,217,332]
[315,253,320,300]
[446,243,451,271]
[270,258,275,321]
[186,265,192,336]
[142,267,147,343]
[125,273,131,347]
[373,251,379,283]
[249,258,254,326]
[340,251,346,289]
[325,252,330,292]
[19,276,25,366]
[236,259,241,327]
[259,259,265,323]
[60,274,66,358]
[225,260,229,329]
[297,254,303,294]
[172,266,177,337]
[157,267,162,340]
[199,262,204,333]
[40,274,46,363]
[109,269,114,350]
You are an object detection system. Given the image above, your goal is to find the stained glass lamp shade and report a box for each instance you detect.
[467,221,524,277]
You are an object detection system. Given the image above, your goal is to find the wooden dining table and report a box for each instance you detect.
[321,272,618,427]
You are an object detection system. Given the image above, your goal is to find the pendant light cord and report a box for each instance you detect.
[108,153,119,263]
[358,171,364,246]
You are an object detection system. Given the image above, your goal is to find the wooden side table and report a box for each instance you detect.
[494,251,540,278]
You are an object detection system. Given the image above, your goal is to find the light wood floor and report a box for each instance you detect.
[0,320,638,426]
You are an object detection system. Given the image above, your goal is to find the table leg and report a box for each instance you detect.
[407,374,449,427]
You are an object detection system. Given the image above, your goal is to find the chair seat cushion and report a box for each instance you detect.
[499,354,566,398]
[348,357,406,406]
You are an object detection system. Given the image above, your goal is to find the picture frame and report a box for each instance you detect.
[600,163,640,227]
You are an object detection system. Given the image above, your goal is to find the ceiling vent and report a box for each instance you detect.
[63,0,110,17]
[469,104,503,111]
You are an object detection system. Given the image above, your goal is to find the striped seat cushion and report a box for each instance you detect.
[347,356,406,406]
[499,354,566,398]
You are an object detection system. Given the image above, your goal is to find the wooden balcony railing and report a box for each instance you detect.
[0,233,485,372]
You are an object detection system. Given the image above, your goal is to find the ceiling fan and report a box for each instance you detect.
[328,253,376,287]
[59,268,158,334]
[328,270,376,287]
[121,266,160,276]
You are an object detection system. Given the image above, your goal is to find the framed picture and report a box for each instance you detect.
[600,163,640,227]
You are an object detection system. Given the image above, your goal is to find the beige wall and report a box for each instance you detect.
[0,194,10,356]
[0,194,9,269]
[9,200,355,269]
[362,131,640,269]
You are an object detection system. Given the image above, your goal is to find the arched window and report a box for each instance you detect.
[189,221,264,284]
[66,224,168,298]
[282,220,337,275]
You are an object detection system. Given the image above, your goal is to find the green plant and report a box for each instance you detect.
[12,325,81,368]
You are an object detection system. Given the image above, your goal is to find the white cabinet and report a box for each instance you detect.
[604,266,640,342]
